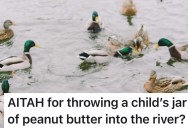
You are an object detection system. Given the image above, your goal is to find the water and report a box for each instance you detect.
[1,0,188,126]
[0,0,188,93]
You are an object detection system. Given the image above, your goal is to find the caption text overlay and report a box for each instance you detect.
[4,93,188,128]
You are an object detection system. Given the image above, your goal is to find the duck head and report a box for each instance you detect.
[144,71,157,92]
[24,40,40,52]
[4,20,14,29]
[149,70,157,80]
[133,37,143,53]
[92,11,99,21]
[156,38,174,48]
[1,80,9,93]
[114,47,132,57]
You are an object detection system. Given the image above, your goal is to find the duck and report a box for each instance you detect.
[144,71,188,93]
[0,40,40,72]
[0,20,14,43]
[114,46,133,58]
[0,80,10,118]
[156,38,188,60]
[105,36,125,55]
[105,35,143,55]
[121,0,137,16]
[132,25,150,48]
[79,49,112,64]
[86,11,103,33]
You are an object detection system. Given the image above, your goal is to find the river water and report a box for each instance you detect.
[0,0,188,93]
[1,0,188,126]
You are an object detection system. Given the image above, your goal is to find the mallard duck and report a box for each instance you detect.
[0,40,40,72]
[79,49,112,64]
[86,11,103,33]
[0,80,10,118]
[133,25,150,48]
[105,35,143,55]
[105,36,125,55]
[114,46,133,58]
[121,0,137,16]
[0,20,14,42]
[144,71,188,93]
[156,38,188,60]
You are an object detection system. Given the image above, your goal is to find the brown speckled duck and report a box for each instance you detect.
[121,0,137,16]
[157,38,188,60]
[144,71,188,93]
[0,20,14,42]
[133,25,150,48]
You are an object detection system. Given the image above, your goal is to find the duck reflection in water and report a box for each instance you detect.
[121,0,137,26]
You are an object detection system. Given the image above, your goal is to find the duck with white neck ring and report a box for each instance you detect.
[0,40,40,72]
[156,38,188,60]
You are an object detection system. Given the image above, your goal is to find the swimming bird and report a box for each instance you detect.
[114,46,133,58]
[0,20,14,43]
[86,11,103,33]
[156,38,188,60]
[0,80,10,118]
[105,35,143,55]
[0,40,40,72]
[132,25,150,48]
[79,49,112,64]
[121,0,137,16]
[144,71,188,93]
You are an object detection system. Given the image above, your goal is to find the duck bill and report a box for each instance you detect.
[137,48,142,53]
[35,44,41,48]
[155,44,159,49]
[134,47,141,54]
[95,16,99,22]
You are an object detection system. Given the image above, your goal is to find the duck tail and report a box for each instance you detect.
[140,24,144,31]
[79,52,89,60]
[183,82,188,86]
[177,82,188,91]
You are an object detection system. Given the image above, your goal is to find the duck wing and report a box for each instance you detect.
[177,44,188,51]
[0,30,5,36]
[86,49,109,56]
[156,76,185,87]
[0,56,24,67]
[84,49,111,64]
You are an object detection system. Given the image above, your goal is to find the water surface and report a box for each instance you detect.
[0,0,188,94]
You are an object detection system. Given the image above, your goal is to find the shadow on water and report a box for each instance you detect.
[0,39,14,48]
[89,32,100,40]
[121,53,144,61]
[0,68,32,82]
[47,61,107,78]
[166,58,188,66]
[0,72,13,82]
[156,58,188,67]
[79,61,97,71]
[127,16,134,26]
